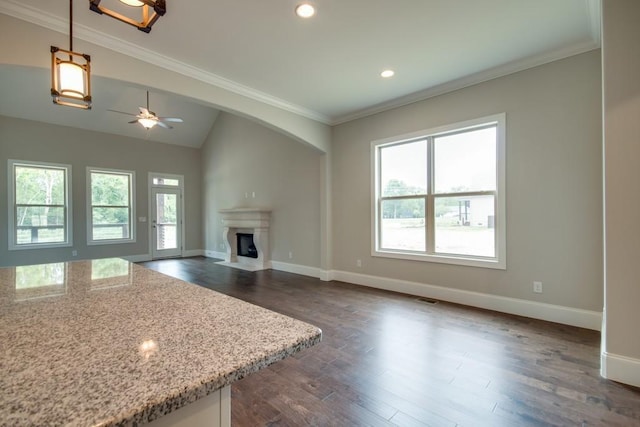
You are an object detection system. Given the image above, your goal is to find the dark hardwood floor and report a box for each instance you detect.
[139,257,640,427]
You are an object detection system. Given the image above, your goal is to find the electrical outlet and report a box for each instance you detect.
[533,281,543,293]
[252,191,256,198]
[72,250,77,257]
[356,259,362,268]
[289,252,293,259]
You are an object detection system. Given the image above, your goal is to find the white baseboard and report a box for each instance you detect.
[123,250,203,263]
[601,352,640,388]
[122,254,151,262]
[330,270,602,331]
[204,250,226,260]
[270,261,321,278]
[178,256,602,331]
[319,270,333,282]
[183,249,204,257]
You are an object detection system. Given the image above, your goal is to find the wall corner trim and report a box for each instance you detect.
[601,352,640,388]
[330,270,602,331]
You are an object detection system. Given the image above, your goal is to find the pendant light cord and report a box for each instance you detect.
[69,0,73,52]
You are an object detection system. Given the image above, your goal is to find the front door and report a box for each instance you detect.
[151,188,182,259]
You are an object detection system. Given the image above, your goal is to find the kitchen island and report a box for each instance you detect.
[0,258,321,426]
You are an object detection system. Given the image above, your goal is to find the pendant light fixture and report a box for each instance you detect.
[51,0,92,109]
[89,0,166,33]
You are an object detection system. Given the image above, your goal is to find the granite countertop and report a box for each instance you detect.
[0,259,321,426]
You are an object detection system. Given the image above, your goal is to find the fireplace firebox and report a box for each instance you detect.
[237,233,258,259]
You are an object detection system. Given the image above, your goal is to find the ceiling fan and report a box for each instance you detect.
[109,91,183,130]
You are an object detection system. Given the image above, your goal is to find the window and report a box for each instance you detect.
[8,160,72,250]
[372,114,506,269]
[88,168,135,244]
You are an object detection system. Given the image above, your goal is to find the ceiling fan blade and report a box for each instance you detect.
[157,121,173,129]
[128,120,139,124]
[158,117,183,123]
[108,109,137,117]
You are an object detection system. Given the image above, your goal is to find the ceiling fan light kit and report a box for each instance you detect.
[51,0,92,109]
[108,91,183,131]
[138,117,157,129]
[89,0,166,33]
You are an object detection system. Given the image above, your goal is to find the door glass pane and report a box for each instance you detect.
[152,177,179,186]
[434,195,495,257]
[433,126,496,194]
[380,198,425,251]
[156,193,177,250]
[380,140,427,197]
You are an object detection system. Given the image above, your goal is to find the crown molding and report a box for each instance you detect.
[331,40,601,125]
[1,0,603,127]
[0,0,331,125]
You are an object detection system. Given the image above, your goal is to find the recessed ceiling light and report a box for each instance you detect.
[295,3,316,18]
[380,69,395,78]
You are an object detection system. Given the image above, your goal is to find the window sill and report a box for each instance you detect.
[9,242,73,251]
[372,249,506,270]
[87,239,136,246]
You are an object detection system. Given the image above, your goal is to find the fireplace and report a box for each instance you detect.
[237,233,258,258]
[217,208,271,271]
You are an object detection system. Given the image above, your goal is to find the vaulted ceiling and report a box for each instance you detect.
[0,0,600,147]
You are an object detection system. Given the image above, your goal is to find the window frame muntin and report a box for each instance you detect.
[371,113,506,269]
[87,167,136,245]
[8,160,73,250]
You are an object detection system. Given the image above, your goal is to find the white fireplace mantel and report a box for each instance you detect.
[218,208,271,271]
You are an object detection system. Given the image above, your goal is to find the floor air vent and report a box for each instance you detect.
[417,297,439,305]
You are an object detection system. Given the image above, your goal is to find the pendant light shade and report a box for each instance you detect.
[51,46,92,109]
[89,0,166,33]
[120,0,144,6]
[51,0,92,109]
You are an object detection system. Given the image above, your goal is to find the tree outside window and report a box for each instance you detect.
[88,169,135,244]
[9,161,71,249]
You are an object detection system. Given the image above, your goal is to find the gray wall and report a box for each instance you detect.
[602,0,640,378]
[331,50,603,311]
[202,112,322,268]
[0,116,202,267]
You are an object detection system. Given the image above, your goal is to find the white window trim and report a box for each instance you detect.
[370,113,506,270]
[87,167,136,245]
[8,159,73,250]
